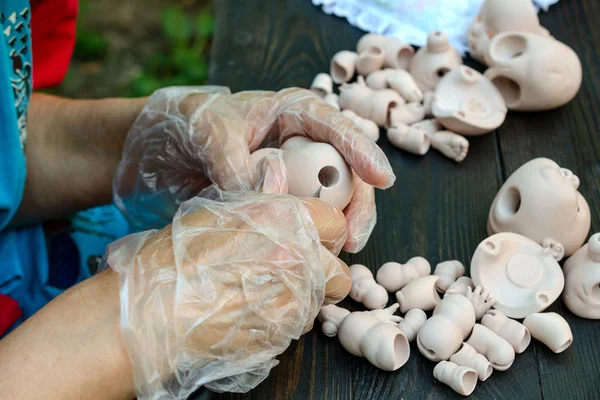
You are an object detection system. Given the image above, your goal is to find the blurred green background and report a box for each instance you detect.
[50,0,214,98]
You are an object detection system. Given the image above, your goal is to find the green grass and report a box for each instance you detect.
[128,7,214,96]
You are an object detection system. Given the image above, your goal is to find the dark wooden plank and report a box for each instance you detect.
[495,1,600,399]
[206,0,546,399]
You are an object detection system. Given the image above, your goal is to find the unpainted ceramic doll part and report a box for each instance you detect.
[433,294,476,338]
[432,66,507,136]
[423,91,435,116]
[408,31,463,92]
[396,275,441,313]
[357,33,415,69]
[417,294,476,361]
[418,316,464,362]
[342,110,380,142]
[387,124,431,156]
[523,312,573,354]
[467,0,548,65]
[446,277,474,295]
[487,158,591,257]
[563,233,600,319]
[434,361,478,396]
[431,131,469,163]
[339,77,372,116]
[338,312,410,371]
[370,89,406,127]
[339,78,405,127]
[389,103,427,126]
[368,303,403,324]
[324,93,340,110]
[310,73,333,98]
[349,264,389,310]
[466,324,515,371]
[382,38,415,69]
[433,260,466,293]
[376,257,431,292]
[387,69,424,103]
[464,286,496,321]
[470,232,565,319]
[485,32,582,111]
[398,308,427,342]
[411,119,443,136]
[279,136,355,210]
[318,305,351,337]
[357,33,386,54]
[481,310,530,353]
[330,51,359,84]
[450,342,493,382]
[356,48,386,76]
[365,69,394,90]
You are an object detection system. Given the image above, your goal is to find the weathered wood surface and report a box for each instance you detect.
[201,0,600,398]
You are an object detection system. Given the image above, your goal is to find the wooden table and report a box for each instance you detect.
[203,0,600,398]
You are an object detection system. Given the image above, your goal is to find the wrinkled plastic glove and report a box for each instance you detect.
[113,86,396,253]
[107,189,351,399]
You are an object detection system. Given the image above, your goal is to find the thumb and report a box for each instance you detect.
[195,109,257,191]
[254,150,289,194]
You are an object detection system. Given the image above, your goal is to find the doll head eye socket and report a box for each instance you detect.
[318,166,340,187]
[497,186,521,219]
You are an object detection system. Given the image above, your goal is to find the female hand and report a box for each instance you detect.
[113,87,396,253]
[107,190,351,399]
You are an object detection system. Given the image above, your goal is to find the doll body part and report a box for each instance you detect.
[318,305,351,337]
[376,257,431,292]
[396,275,441,313]
[434,361,478,396]
[481,310,530,353]
[338,312,410,371]
[433,260,466,293]
[450,342,493,382]
[470,232,565,319]
[487,158,590,257]
[417,294,476,361]
[349,264,389,310]
[523,312,573,354]
[562,233,600,319]
[466,324,515,371]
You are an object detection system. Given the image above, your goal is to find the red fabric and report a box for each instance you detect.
[31,0,79,89]
[0,293,22,335]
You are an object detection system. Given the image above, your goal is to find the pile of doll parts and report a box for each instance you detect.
[317,156,596,396]
[309,0,582,163]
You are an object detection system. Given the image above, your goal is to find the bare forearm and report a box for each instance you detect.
[13,93,147,225]
[0,269,135,400]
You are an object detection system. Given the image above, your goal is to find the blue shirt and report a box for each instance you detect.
[0,0,129,331]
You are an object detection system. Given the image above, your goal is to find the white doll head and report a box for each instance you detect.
[487,158,590,256]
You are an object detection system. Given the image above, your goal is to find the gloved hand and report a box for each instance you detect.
[107,190,351,399]
[113,87,396,253]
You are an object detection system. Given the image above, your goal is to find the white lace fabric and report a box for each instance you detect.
[311,0,559,54]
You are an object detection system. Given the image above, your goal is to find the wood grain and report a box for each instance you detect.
[200,0,600,399]
[495,1,600,399]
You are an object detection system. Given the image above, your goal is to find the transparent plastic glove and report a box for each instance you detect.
[113,86,395,253]
[107,189,351,399]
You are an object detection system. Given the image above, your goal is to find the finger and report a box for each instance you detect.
[275,88,395,189]
[255,150,289,194]
[319,245,351,305]
[342,174,376,253]
[193,107,257,191]
[300,197,348,255]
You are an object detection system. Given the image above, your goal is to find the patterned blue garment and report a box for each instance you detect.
[0,0,130,332]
